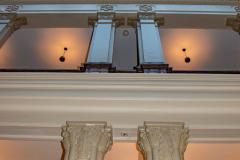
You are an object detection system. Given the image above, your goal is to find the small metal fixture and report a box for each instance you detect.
[182,48,191,63]
[123,30,129,36]
[121,132,128,137]
[59,47,68,62]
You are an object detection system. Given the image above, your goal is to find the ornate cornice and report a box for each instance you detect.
[226,14,240,35]
[0,0,240,5]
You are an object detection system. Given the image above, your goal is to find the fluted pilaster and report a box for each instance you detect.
[138,122,189,160]
[62,122,113,160]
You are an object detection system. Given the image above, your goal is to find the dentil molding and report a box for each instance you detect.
[0,0,240,5]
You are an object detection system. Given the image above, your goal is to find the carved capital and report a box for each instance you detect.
[138,12,156,20]
[128,15,164,28]
[0,13,17,20]
[138,127,152,157]
[226,14,240,35]
[89,13,124,28]
[97,12,115,20]
[62,122,113,160]
[138,122,189,160]
[98,127,113,155]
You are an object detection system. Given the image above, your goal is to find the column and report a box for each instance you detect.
[62,121,113,160]
[80,12,124,73]
[128,13,172,73]
[226,14,240,35]
[138,122,189,160]
[0,13,27,49]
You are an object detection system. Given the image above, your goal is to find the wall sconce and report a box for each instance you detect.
[59,47,68,62]
[182,48,191,63]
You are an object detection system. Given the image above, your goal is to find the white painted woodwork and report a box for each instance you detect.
[0,73,239,142]
[138,14,165,63]
[0,23,11,49]
[0,5,237,29]
[87,13,123,63]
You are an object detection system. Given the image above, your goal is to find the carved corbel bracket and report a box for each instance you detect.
[226,14,240,35]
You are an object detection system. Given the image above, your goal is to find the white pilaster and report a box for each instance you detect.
[81,13,124,72]
[128,13,171,73]
[0,13,27,49]
[138,122,189,160]
[62,122,113,160]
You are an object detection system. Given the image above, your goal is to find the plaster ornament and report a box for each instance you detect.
[234,6,240,12]
[62,122,113,160]
[139,5,153,12]
[138,122,189,160]
[5,5,20,12]
[100,5,113,11]
[226,14,240,35]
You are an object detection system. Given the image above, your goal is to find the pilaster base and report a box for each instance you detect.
[80,62,116,73]
[135,63,172,73]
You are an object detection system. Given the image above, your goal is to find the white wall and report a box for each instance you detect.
[0,28,240,70]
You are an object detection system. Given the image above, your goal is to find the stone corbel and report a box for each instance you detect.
[0,13,27,49]
[61,122,113,160]
[226,14,240,35]
[138,122,189,160]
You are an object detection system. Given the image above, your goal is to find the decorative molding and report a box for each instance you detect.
[139,5,153,12]
[8,17,28,32]
[5,5,20,12]
[226,14,240,35]
[0,13,17,20]
[0,0,240,5]
[138,122,189,160]
[128,13,164,28]
[138,12,155,20]
[88,12,124,28]
[62,122,113,160]
[100,5,113,11]
[234,6,240,12]
[97,12,115,20]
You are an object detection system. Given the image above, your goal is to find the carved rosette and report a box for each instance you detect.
[139,5,153,12]
[138,122,189,160]
[226,14,240,35]
[5,5,20,12]
[62,122,113,160]
[100,5,114,11]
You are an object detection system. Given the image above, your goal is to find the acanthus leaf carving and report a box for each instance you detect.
[62,122,113,160]
[138,122,189,160]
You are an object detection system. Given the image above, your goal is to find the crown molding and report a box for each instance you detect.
[0,0,240,5]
